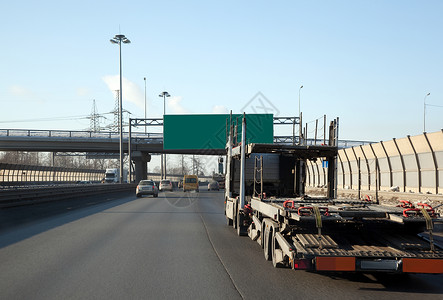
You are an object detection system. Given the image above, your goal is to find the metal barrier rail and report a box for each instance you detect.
[0,128,163,139]
[0,162,103,184]
[0,183,136,208]
[0,128,370,147]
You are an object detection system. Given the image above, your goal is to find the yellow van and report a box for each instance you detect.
[183,175,199,192]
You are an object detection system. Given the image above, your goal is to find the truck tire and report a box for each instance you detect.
[233,212,237,229]
[272,233,285,268]
[236,212,247,236]
[232,203,237,229]
[264,226,272,261]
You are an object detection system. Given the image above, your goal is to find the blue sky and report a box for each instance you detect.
[2,0,442,143]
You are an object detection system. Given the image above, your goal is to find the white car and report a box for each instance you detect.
[136,180,158,198]
[159,179,173,191]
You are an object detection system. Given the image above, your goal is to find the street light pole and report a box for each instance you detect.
[424,92,430,132]
[298,85,303,118]
[159,91,170,180]
[144,77,147,134]
[298,85,303,144]
[110,34,131,183]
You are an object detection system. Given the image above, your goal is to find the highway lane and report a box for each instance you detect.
[0,190,442,299]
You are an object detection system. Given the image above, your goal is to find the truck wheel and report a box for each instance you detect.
[260,223,266,249]
[272,233,284,268]
[136,194,141,198]
[236,212,247,236]
[233,210,237,229]
[230,202,236,229]
[264,227,272,261]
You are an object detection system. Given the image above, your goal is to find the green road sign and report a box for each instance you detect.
[164,114,273,150]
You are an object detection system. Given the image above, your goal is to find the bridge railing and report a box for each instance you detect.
[273,136,372,148]
[0,129,163,140]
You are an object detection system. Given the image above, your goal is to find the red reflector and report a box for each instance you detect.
[403,258,443,274]
[293,259,310,270]
[316,257,355,271]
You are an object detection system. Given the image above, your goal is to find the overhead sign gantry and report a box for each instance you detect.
[163,114,274,150]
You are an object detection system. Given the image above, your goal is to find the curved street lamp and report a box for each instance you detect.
[423,92,430,132]
[159,91,171,180]
[298,85,303,144]
[298,85,303,118]
[144,77,147,134]
[110,34,131,183]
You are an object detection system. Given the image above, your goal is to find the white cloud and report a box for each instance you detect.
[167,96,189,114]
[212,105,228,114]
[76,87,90,97]
[9,85,32,97]
[8,85,44,103]
[9,85,27,96]
[102,75,144,109]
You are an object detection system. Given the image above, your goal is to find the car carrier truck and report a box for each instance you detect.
[224,114,443,273]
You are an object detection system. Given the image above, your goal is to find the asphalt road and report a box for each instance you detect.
[0,190,442,299]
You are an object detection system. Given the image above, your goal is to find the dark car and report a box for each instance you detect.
[208,180,220,191]
[136,180,158,198]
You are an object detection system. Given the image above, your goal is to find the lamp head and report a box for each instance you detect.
[110,34,130,44]
[159,91,170,98]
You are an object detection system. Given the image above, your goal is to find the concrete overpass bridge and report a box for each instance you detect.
[0,126,226,183]
[0,117,371,183]
[0,129,225,154]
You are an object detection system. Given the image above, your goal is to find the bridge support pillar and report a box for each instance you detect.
[131,151,151,183]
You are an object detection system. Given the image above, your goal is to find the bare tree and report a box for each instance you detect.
[0,151,40,165]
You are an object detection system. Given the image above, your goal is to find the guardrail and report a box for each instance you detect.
[0,183,136,208]
[0,162,103,185]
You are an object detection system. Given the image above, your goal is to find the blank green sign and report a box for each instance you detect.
[164,114,273,150]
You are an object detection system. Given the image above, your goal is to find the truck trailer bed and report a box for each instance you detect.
[246,196,443,273]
